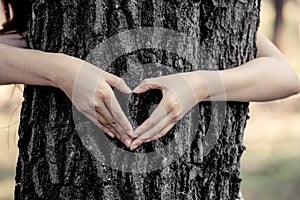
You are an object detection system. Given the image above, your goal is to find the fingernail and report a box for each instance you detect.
[107,131,115,138]
[124,139,131,148]
[130,144,138,151]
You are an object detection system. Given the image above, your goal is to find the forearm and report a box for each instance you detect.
[193,32,300,102]
[0,43,80,88]
[198,57,300,102]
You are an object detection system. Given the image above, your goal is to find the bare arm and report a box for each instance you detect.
[130,32,300,149]
[0,39,134,147]
[0,43,75,87]
[197,32,300,102]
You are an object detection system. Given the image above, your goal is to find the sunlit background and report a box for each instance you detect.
[0,0,299,199]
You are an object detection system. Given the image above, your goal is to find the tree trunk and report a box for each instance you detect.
[15,1,260,199]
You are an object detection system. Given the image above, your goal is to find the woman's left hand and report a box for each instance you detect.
[129,71,208,150]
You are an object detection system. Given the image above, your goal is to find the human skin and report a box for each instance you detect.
[129,32,300,149]
[0,32,299,149]
[0,32,134,148]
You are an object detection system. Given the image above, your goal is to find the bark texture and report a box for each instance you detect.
[15,0,261,199]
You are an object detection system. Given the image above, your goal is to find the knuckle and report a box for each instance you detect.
[100,90,112,100]
[94,103,101,111]
[101,71,110,81]
[174,109,182,118]
[172,114,181,123]
[96,117,103,125]
[104,122,111,126]
[98,90,107,99]
[168,99,180,109]
[114,77,123,87]
[104,73,120,87]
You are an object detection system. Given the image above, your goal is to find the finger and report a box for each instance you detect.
[95,101,122,133]
[100,118,132,148]
[98,122,115,138]
[145,107,183,143]
[99,77,134,136]
[145,121,177,143]
[132,100,168,137]
[132,78,164,94]
[96,112,122,137]
[84,112,115,138]
[130,115,168,150]
[105,123,132,148]
[100,120,132,148]
[139,90,179,136]
[97,83,134,135]
[103,90,134,137]
[131,107,183,149]
[104,72,132,94]
[97,106,132,148]
[84,109,120,142]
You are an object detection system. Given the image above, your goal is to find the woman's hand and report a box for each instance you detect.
[129,72,208,150]
[128,32,300,150]
[56,57,134,148]
[0,34,134,147]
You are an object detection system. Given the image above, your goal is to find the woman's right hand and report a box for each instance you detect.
[0,34,134,147]
[55,55,134,148]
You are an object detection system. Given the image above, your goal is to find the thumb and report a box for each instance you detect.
[105,73,132,94]
[133,78,162,94]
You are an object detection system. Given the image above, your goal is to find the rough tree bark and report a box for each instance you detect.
[15,0,260,199]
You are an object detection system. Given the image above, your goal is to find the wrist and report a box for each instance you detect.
[186,71,210,102]
[196,70,227,101]
[48,53,82,91]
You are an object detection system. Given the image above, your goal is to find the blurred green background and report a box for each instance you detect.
[241,0,300,199]
[0,0,300,199]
